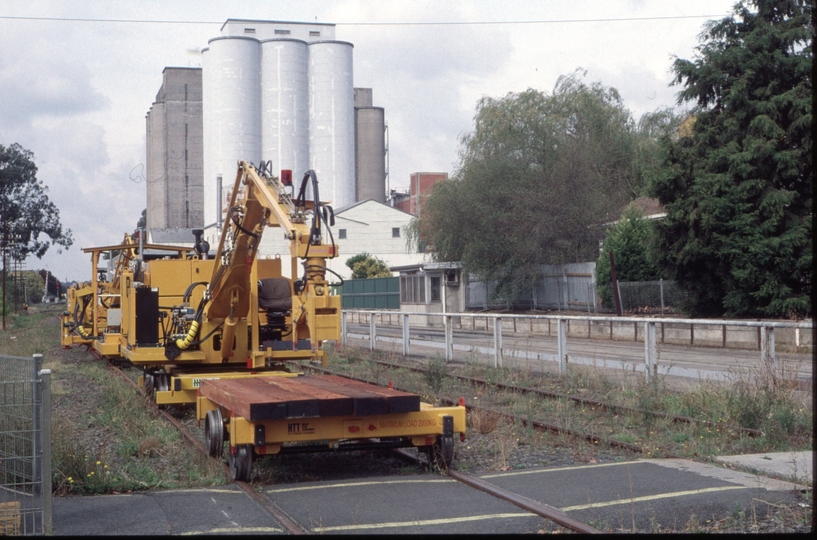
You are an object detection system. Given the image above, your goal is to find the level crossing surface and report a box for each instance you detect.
[52,455,807,534]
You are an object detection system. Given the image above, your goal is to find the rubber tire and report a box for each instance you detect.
[204,409,224,458]
[229,444,252,482]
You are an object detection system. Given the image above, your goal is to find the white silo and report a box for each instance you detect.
[260,39,309,180]
[202,36,262,242]
[308,41,355,209]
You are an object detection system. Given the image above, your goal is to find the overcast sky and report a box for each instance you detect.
[0,0,738,283]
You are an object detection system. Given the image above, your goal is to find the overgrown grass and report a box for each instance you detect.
[1,305,227,495]
[325,345,812,466]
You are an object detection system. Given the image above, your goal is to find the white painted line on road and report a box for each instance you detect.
[480,460,639,478]
[311,512,534,532]
[560,485,747,512]
[267,478,453,493]
[180,526,284,535]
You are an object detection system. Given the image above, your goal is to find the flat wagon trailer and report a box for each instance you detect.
[196,373,466,481]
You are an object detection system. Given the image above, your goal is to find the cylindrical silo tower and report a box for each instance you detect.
[202,36,262,242]
[355,106,386,203]
[308,41,355,209]
[260,39,310,180]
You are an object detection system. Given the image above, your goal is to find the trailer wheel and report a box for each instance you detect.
[143,373,154,397]
[205,409,224,458]
[423,435,454,470]
[229,444,252,482]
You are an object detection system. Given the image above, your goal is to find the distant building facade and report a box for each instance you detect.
[390,172,447,216]
[145,67,203,230]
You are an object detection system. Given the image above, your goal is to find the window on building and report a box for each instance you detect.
[274,29,291,35]
[392,227,400,238]
[338,229,347,239]
[244,28,256,34]
[400,275,426,304]
[309,31,321,37]
[430,276,441,302]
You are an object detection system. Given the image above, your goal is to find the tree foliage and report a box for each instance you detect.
[415,71,661,301]
[650,0,812,318]
[345,253,392,279]
[0,143,73,259]
[595,206,664,307]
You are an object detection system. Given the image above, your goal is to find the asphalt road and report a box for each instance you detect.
[53,456,807,534]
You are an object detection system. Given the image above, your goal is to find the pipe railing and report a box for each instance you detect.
[340,310,813,383]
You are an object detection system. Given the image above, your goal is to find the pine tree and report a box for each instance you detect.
[651,0,812,317]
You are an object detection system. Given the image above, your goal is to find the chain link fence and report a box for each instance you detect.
[1,354,51,535]
[618,280,689,315]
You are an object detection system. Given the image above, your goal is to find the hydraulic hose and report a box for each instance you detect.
[175,320,200,350]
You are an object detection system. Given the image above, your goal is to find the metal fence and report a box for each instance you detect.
[618,279,688,314]
[342,310,813,387]
[1,354,51,535]
[466,262,598,312]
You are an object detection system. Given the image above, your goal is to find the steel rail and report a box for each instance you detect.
[372,358,764,437]
[390,450,601,533]
[97,354,308,535]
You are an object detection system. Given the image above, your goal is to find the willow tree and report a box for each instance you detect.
[651,0,812,317]
[412,72,646,302]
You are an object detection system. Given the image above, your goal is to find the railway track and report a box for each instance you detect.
[93,348,601,533]
[371,357,764,437]
[296,361,688,458]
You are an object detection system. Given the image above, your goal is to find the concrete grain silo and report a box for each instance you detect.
[308,41,355,209]
[202,36,262,239]
[355,105,386,203]
[260,39,309,179]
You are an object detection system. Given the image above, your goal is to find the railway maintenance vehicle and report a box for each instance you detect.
[62,160,466,481]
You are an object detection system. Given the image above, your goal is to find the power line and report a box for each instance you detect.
[0,14,728,27]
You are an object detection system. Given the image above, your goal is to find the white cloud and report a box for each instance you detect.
[1,0,737,281]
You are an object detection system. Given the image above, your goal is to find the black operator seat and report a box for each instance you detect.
[258,278,293,311]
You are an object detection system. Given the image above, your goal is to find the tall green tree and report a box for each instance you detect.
[0,143,73,258]
[651,0,812,318]
[413,71,654,302]
[596,206,664,308]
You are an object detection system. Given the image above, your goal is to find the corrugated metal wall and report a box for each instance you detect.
[337,277,399,309]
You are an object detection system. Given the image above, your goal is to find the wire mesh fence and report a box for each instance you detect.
[618,280,689,315]
[1,354,50,535]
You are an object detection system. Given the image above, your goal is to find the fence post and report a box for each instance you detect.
[40,368,52,535]
[644,322,657,380]
[493,317,503,368]
[32,354,43,500]
[341,311,347,348]
[760,326,777,391]
[445,315,453,362]
[369,315,377,351]
[558,319,568,374]
[402,313,410,356]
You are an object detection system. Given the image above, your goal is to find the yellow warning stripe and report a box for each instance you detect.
[267,478,452,493]
[312,512,534,532]
[560,485,748,512]
[481,460,639,478]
